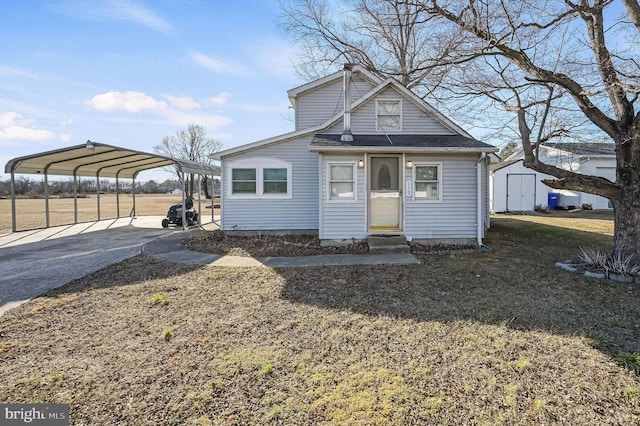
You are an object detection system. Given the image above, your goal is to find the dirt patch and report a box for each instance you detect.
[183,230,369,257]
[183,230,477,258]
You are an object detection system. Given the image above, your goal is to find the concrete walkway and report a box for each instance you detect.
[0,217,420,317]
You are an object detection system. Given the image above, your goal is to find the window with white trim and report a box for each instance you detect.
[328,162,356,201]
[229,160,291,198]
[231,168,257,194]
[414,163,441,200]
[263,168,288,194]
[376,100,401,132]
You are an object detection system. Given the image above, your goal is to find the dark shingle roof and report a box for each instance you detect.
[544,142,615,156]
[310,134,495,150]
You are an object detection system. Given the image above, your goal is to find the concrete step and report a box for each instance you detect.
[367,235,409,253]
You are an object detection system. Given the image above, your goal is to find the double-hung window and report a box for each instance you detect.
[328,163,356,201]
[229,159,291,198]
[231,168,257,194]
[263,168,288,194]
[414,163,441,201]
[376,100,401,132]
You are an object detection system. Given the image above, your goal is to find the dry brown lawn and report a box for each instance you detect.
[0,194,185,234]
[1,211,639,425]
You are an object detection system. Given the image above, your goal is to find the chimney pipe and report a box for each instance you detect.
[340,64,354,142]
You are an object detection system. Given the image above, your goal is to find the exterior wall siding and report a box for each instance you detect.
[404,155,479,239]
[295,75,375,130]
[220,137,319,231]
[579,158,615,209]
[324,86,456,135]
[319,153,367,239]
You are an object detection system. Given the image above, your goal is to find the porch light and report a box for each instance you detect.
[406,160,413,169]
[86,140,95,151]
[358,160,365,168]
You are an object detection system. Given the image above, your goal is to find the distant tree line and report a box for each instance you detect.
[0,177,186,197]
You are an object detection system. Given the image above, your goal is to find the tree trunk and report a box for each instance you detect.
[202,176,211,199]
[612,127,640,265]
[612,196,640,265]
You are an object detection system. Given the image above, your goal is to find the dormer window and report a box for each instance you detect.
[376,100,401,132]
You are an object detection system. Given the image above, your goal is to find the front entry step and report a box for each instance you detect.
[367,235,409,254]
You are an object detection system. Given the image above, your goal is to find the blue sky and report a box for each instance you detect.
[1,0,302,181]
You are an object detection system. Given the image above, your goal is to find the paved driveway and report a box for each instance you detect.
[0,216,178,317]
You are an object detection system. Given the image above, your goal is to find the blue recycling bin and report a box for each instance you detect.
[548,192,559,210]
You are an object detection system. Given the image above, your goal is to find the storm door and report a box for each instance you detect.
[368,156,402,230]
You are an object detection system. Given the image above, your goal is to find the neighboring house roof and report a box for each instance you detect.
[310,134,496,153]
[504,142,616,161]
[214,69,495,159]
[543,142,615,156]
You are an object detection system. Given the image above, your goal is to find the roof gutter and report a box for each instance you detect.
[309,145,498,154]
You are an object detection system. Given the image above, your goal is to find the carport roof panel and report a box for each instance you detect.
[5,142,220,178]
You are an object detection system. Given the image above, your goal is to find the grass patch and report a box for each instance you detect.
[151,293,171,305]
[1,214,640,424]
[616,353,640,375]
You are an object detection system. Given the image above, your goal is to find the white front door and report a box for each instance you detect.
[369,156,402,231]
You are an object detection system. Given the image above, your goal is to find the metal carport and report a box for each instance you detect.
[4,140,220,232]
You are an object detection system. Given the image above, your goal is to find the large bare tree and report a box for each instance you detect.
[282,0,640,265]
[154,124,222,198]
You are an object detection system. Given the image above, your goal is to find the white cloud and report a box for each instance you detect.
[108,0,171,33]
[206,92,232,106]
[0,64,39,79]
[0,126,54,142]
[87,91,168,113]
[190,52,250,75]
[51,0,171,34]
[0,111,23,127]
[167,96,200,110]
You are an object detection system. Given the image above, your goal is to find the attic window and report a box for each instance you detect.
[376,100,401,132]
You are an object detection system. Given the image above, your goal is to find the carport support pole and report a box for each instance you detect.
[44,173,50,228]
[181,172,187,230]
[197,175,202,226]
[96,172,101,221]
[10,172,16,232]
[116,176,120,218]
[73,174,78,224]
[210,174,214,224]
[131,176,137,217]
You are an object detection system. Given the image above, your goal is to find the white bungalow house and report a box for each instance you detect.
[491,142,616,212]
[213,65,498,245]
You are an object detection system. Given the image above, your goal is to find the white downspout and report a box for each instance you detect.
[477,153,486,246]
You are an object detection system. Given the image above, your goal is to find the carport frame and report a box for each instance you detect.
[5,140,220,232]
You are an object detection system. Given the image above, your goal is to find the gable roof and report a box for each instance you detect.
[310,134,495,153]
[286,65,382,105]
[214,70,491,159]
